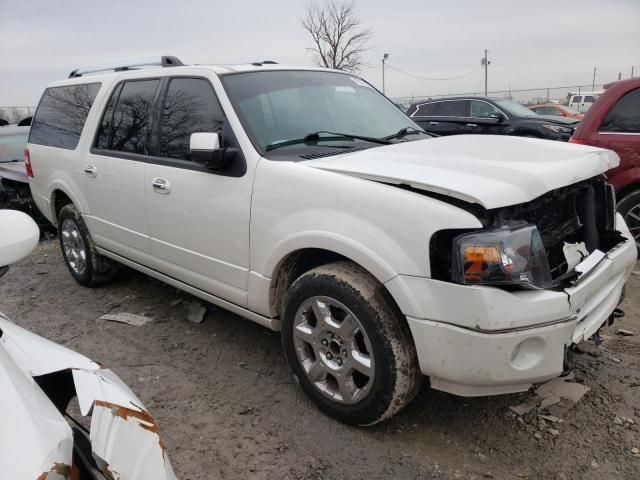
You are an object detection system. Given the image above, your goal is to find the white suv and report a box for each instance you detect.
[27,56,636,425]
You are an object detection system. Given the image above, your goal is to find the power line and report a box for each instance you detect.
[385,63,482,81]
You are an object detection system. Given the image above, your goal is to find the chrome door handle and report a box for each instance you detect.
[466,123,478,127]
[152,177,171,194]
[84,164,97,178]
[429,121,439,125]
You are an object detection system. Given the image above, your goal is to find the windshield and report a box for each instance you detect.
[0,127,28,163]
[222,70,421,152]
[495,100,537,117]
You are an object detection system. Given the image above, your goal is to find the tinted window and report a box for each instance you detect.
[29,83,100,150]
[412,102,438,117]
[470,100,499,118]
[584,96,596,103]
[158,78,224,160]
[97,79,159,154]
[572,96,582,103]
[600,88,640,133]
[438,100,470,117]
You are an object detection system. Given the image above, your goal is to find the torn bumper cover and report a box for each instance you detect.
[0,314,176,480]
[390,213,637,397]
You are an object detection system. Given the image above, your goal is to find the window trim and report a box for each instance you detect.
[411,98,509,120]
[597,87,640,135]
[28,82,102,151]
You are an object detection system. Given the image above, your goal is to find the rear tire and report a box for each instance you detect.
[58,204,116,286]
[617,190,640,251]
[281,261,422,425]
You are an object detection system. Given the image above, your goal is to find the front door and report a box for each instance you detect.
[144,76,253,307]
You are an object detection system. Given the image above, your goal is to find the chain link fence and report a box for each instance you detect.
[391,83,612,110]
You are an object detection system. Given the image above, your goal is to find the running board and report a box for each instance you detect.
[95,247,281,331]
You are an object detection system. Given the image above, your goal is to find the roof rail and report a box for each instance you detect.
[251,60,278,66]
[68,56,184,78]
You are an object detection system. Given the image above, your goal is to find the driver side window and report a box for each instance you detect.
[470,100,500,118]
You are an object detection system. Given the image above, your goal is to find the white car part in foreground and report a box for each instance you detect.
[0,314,176,480]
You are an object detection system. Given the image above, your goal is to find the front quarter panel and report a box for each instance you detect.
[249,158,482,312]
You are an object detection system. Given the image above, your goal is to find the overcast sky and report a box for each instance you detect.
[1,0,638,106]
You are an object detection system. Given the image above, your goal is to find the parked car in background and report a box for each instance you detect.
[529,103,584,120]
[407,97,579,141]
[570,78,640,248]
[0,210,176,480]
[567,92,601,113]
[27,57,636,425]
[0,125,46,226]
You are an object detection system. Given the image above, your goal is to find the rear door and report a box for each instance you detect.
[408,101,447,134]
[586,88,640,171]
[84,78,161,264]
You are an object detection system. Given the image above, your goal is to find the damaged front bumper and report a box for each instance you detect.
[0,314,176,480]
[391,214,637,397]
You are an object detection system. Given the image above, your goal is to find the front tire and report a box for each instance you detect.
[281,261,422,425]
[58,204,116,286]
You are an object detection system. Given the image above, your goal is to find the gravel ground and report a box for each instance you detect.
[1,239,639,480]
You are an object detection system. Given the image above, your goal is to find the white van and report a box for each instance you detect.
[567,91,602,112]
[26,56,636,425]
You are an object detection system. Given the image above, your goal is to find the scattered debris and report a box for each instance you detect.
[98,312,153,327]
[509,400,537,416]
[614,416,624,426]
[631,447,640,457]
[533,432,543,440]
[611,356,622,364]
[548,428,560,437]
[238,407,255,415]
[590,460,598,469]
[535,377,590,404]
[187,301,207,323]
[617,328,635,337]
[539,415,563,424]
[540,395,561,408]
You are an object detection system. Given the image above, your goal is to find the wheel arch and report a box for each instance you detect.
[49,182,85,225]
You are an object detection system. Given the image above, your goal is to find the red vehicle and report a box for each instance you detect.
[570,78,640,248]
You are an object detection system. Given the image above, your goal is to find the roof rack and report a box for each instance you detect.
[68,56,184,78]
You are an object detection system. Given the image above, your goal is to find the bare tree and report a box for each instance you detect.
[301,1,372,72]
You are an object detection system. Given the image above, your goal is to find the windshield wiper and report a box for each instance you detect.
[265,131,392,151]
[382,126,428,141]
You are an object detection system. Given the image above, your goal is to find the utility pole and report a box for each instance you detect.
[632,66,635,78]
[382,53,389,95]
[481,49,490,96]
[592,67,597,90]
[619,72,622,81]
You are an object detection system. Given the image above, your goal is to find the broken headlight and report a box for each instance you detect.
[451,225,553,289]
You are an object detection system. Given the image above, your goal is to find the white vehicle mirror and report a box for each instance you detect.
[190,132,235,171]
[0,210,39,272]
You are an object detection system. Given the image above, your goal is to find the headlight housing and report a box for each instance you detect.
[541,124,573,134]
[451,224,553,289]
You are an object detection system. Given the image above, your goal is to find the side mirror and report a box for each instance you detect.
[489,112,505,123]
[0,210,39,277]
[190,132,234,170]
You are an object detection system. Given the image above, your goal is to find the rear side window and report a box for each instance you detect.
[571,96,582,103]
[600,88,640,133]
[95,79,160,154]
[158,78,225,160]
[412,102,439,117]
[29,83,100,150]
[438,100,470,117]
[584,96,596,103]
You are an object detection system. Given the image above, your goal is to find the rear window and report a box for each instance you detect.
[412,102,438,117]
[29,83,100,150]
[600,88,640,133]
[95,79,160,155]
[438,100,470,117]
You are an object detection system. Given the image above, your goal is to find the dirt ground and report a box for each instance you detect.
[1,239,639,480]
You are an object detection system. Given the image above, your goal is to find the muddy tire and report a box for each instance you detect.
[58,204,116,287]
[617,190,640,251]
[281,261,422,426]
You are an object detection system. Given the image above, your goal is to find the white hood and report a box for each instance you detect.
[304,135,619,209]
